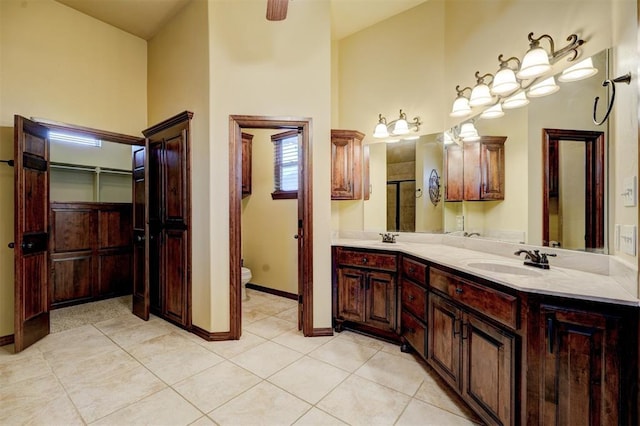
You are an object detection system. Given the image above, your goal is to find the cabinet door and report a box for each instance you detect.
[336,267,366,323]
[428,292,462,390]
[445,144,463,201]
[463,313,515,426]
[331,130,363,200]
[480,141,505,200]
[163,229,188,325]
[365,270,397,331]
[541,306,620,426]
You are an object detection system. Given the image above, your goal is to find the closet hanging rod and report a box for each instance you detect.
[50,162,132,175]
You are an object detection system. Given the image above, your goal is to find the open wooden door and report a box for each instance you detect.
[13,115,50,352]
[132,146,149,320]
[295,131,304,331]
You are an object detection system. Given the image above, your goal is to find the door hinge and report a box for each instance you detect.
[298,294,303,304]
[298,219,303,229]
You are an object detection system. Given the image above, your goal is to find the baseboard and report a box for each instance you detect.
[0,334,15,347]
[245,283,297,300]
[190,325,234,341]
[311,327,334,337]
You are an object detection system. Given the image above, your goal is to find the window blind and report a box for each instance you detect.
[273,130,300,193]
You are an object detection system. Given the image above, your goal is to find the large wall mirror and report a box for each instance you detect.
[364,48,611,255]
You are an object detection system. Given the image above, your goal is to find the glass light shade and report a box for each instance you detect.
[517,47,551,79]
[463,134,481,142]
[491,68,520,95]
[450,96,471,117]
[373,122,389,138]
[386,139,400,143]
[459,122,479,140]
[502,91,530,109]
[558,57,598,82]
[480,103,505,119]
[393,118,409,135]
[443,132,454,145]
[528,76,559,97]
[469,83,493,107]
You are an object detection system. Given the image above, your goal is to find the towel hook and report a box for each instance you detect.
[593,72,632,126]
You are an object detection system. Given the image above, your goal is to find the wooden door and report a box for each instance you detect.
[428,292,462,390]
[132,147,149,320]
[463,313,515,426]
[365,270,396,331]
[445,144,463,201]
[330,130,363,200]
[336,267,366,323]
[541,306,620,425]
[241,132,253,197]
[13,115,50,352]
[479,140,505,200]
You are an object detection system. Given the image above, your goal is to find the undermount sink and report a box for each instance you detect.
[465,262,542,277]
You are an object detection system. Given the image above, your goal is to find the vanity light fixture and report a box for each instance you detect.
[480,102,505,119]
[491,55,521,95]
[528,76,560,97]
[558,57,598,82]
[502,90,530,109]
[450,86,472,117]
[517,32,584,79]
[373,109,421,139]
[469,72,494,107]
[459,122,481,142]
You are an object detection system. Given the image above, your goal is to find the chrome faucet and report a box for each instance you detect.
[464,232,480,237]
[514,249,556,269]
[379,233,399,243]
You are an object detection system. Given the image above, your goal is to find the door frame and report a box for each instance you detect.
[542,128,605,250]
[229,115,314,338]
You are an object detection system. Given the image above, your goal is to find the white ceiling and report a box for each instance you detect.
[54,0,428,41]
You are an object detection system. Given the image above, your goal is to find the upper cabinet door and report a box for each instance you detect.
[331,129,364,200]
[13,115,50,352]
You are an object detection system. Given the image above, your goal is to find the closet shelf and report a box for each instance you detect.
[50,161,132,175]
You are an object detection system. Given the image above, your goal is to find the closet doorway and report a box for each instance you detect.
[12,112,193,352]
[229,116,314,338]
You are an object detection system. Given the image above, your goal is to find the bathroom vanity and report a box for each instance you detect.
[331,239,639,426]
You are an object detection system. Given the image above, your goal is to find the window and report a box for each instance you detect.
[49,130,102,147]
[272,130,299,199]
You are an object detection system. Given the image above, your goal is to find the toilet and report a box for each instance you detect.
[241,266,252,300]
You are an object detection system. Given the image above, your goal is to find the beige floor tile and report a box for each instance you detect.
[92,387,203,425]
[129,334,225,384]
[241,304,271,325]
[317,375,411,425]
[198,330,266,359]
[93,312,147,335]
[209,381,310,426]
[65,364,166,423]
[414,374,481,422]
[53,347,140,383]
[272,330,335,354]
[101,319,174,349]
[0,373,84,425]
[293,407,348,425]
[334,330,387,350]
[189,415,217,425]
[308,337,378,372]
[230,340,303,378]
[275,306,300,323]
[0,351,52,386]
[253,298,298,316]
[395,398,480,426]
[354,351,428,396]
[244,315,297,339]
[269,356,349,404]
[173,360,261,413]
[35,324,116,356]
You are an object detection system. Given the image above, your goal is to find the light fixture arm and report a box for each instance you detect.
[497,54,521,70]
[377,113,387,125]
[475,71,494,85]
[455,85,472,97]
[528,32,584,63]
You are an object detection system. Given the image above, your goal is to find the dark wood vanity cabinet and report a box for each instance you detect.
[399,256,428,357]
[445,136,506,201]
[242,132,253,197]
[428,267,516,426]
[331,129,365,200]
[333,247,398,337]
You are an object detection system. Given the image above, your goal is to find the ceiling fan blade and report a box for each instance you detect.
[266,0,288,21]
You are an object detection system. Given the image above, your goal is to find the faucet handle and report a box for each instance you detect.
[539,252,557,263]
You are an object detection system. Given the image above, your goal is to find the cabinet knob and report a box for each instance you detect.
[409,267,415,273]
[7,242,14,249]
[455,287,463,294]
[408,295,415,301]
[362,257,368,264]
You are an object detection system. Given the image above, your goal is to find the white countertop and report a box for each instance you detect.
[333,238,640,307]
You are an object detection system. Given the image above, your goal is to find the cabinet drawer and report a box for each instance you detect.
[336,248,397,271]
[401,280,427,322]
[401,310,426,358]
[430,268,518,329]
[402,257,427,286]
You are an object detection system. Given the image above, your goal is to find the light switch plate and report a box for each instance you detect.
[622,176,637,207]
[614,224,621,251]
[620,225,636,256]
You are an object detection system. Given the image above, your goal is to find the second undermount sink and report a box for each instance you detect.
[465,262,542,277]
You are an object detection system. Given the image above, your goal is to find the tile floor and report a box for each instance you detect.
[0,289,483,425]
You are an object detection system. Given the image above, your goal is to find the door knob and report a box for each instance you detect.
[8,242,14,249]
[293,235,299,239]
[135,235,145,243]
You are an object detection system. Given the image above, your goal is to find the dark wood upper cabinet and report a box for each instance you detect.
[331,129,365,200]
[242,132,253,198]
[445,136,506,201]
